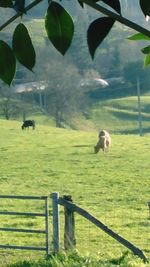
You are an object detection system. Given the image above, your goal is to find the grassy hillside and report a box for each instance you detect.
[1,95,150,135]
[89,96,150,134]
[0,119,149,266]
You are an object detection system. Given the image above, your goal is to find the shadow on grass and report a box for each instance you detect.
[119,127,150,135]
[112,111,138,121]
[73,145,92,148]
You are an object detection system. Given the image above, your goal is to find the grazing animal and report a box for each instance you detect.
[21,120,35,130]
[94,129,111,153]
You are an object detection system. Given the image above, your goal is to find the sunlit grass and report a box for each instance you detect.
[0,119,149,266]
[90,96,150,134]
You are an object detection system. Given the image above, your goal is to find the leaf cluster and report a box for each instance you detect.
[0,0,150,85]
[128,33,150,67]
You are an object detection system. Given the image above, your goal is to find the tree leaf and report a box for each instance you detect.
[0,40,16,85]
[45,1,74,55]
[87,17,115,59]
[140,0,150,17]
[0,0,13,8]
[101,0,121,15]
[13,0,26,13]
[128,32,150,41]
[141,45,150,54]
[92,0,121,14]
[144,54,150,67]
[12,23,36,71]
[78,0,84,8]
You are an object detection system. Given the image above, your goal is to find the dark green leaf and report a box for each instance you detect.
[0,40,16,85]
[92,0,121,14]
[0,0,13,8]
[45,2,74,55]
[144,54,150,67]
[141,45,150,54]
[12,23,36,71]
[128,33,150,41]
[78,0,84,8]
[13,0,25,13]
[140,0,150,16]
[87,17,115,59]
[101,0,121,15]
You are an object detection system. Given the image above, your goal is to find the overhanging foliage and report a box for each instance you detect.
[0,0,150,85]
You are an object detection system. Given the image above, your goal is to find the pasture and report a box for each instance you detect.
[0,119,149,266]
[90,96,150,134]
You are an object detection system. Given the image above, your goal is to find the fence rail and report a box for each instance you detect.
[0,245,46,251]
[0,228,46,234]
[0,211,46,216]
[0,195,47,200]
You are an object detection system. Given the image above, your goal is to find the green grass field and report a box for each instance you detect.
[90,96,150,134]
[1,95,150,134]
[0,119,149,266]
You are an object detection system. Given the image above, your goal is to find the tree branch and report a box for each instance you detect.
[0,0,150,39]
[81,0,150,37]
[0,0,43,31]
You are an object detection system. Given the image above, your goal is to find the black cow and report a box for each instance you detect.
[21,120,35,130]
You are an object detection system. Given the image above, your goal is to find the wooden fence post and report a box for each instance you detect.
[51,192,60,253]
[148,201,150,216]
[63,195,76,250]
[45,196,50,257]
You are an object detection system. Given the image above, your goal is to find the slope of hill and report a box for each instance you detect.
[0,95,150,134]
[89,96,150,134]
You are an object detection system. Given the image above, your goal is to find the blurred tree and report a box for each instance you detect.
[123,60,150,93]
[0,83,21,119]
[44,62,85,127]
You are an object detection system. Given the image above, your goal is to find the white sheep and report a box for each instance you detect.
[94,130,111,153]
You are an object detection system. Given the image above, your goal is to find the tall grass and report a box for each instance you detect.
[6,251,148,267]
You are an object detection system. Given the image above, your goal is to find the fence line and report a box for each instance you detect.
[0,228,45,234]
[0,211,46,216]
[0,195,49,256]
[0,244,46,251]
[0,192,148,263]
[0,195,47,200]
